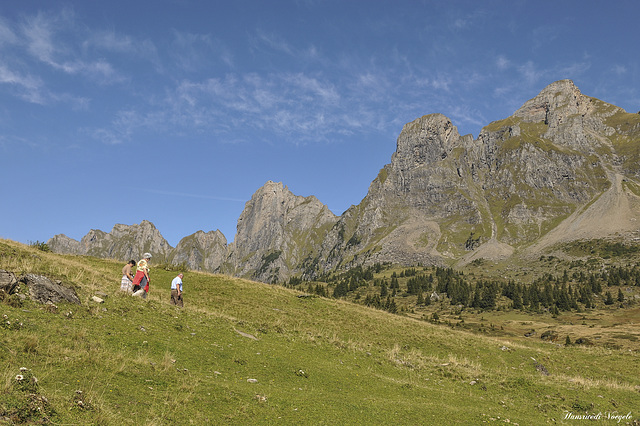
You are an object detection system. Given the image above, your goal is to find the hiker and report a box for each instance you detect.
[120,260,136,293]
[132,253,152,298]
[170,273,184,307]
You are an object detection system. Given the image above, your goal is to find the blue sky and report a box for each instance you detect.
[1,0,638,247]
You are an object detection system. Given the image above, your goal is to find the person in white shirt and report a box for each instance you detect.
[170,273,184,307]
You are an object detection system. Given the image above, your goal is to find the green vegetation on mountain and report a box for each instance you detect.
[2,238,639,424]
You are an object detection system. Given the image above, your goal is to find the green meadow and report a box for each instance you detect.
[1,238,639,424]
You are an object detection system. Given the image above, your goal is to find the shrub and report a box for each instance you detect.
[28,240,50,252]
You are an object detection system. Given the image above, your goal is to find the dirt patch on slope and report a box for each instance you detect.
[527,173,640,254]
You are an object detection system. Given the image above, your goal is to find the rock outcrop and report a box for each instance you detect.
[170,230,227,272]
[0,270,18,294]
[226,181,338,282]
[19,274,81,305]
[1,270,81,305]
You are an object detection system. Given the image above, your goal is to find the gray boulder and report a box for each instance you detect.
[0,270,18,294]
[19,274,81,305]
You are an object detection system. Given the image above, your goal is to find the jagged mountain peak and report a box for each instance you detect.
[47,80,640,282]
[514,79,586,122]
[392,113,466,170]
[170,229,227,272]
[228,180,338,282]
[48,220,172,262]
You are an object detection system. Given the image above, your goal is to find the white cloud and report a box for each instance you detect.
[0,65,40,89]
[20,9,71,67]
[169,30,217,72]
[0,64,45,104]
[431,75,451,92]
[453,18,467,29]
[496,55,510,70]
[17,9,126,85]
[286,73,340,104]
[518,61,542,86]
[612,64,627,75]
[0,18,17,46]
[84,30,137,54]
[531,24,561,51]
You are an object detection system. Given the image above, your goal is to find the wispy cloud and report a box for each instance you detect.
[254,28,294,55]
[496,55,510,70]
[0,64,44,103]
[169,30,225,73]
[12,3,614,150]
[84,30,137,54]
[530,24,562,51]
[518,61,542,86]
[611,64,627,75]
[0,17,17,45]
[17,9,127,84]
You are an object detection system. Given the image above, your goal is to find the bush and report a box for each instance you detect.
[28,240,50,252]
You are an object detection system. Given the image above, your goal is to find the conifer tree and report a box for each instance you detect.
[521,285,530,307]
[391,277,399,290]
[604,291,615,305]
[333,281,348,298]
[512,291,523,310]
[471,289,481,309]
[385,295,397,314]
[424,293,432,306]
[589,274,601,293]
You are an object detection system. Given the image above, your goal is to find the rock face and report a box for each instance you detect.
[47,80,640,282]
[170,230,227,272]
[226,181,338,282]
[315,113,479,272]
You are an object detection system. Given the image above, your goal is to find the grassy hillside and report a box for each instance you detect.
[1,239,639,425]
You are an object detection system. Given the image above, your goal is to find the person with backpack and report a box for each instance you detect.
[132,253,152,298]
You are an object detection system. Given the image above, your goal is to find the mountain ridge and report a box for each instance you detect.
[48,79,640,282]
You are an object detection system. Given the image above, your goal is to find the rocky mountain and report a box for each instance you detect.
[225,181,338,282]
[168,230,227,272]
[312,80,640,271]
[47,80,640,282]
[49,220,172,262]
[48,183,337,281]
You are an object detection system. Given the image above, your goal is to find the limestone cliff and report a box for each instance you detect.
[226,181,338,282]
[170,230,227,272]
